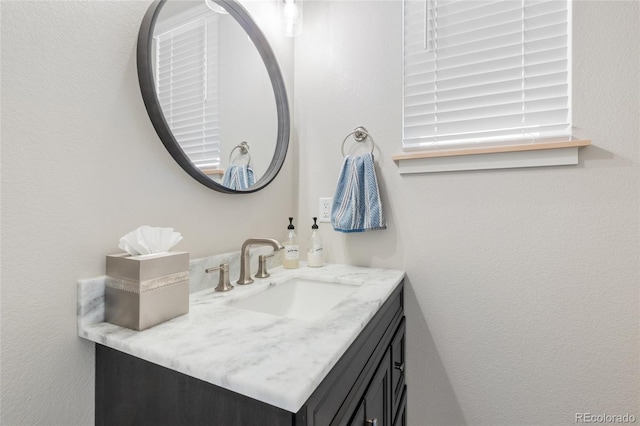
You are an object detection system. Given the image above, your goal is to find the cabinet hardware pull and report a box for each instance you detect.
[365,419,378,426]
[394,362,404,372]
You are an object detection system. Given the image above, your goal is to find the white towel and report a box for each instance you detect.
[222,165,255,190]
[331,152,386,233]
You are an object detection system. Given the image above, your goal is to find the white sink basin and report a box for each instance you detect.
[227,278,358,321]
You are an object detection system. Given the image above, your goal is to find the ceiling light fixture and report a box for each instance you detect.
[282,0,302,37]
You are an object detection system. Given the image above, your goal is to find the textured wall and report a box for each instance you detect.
[0,1,294,424]
[295,1,639,424]
[2,1,638,425]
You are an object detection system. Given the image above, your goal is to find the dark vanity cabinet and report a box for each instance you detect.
[340,321,406,426]
[345,319,407,426]
[96,281,406,426]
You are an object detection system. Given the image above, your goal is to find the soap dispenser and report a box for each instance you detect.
[307,217,324,267]
[283,217,299,269]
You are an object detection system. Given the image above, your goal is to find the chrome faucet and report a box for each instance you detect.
[238,238,284,285]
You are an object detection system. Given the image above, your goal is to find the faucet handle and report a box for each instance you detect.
[205,263,233,292]
[255,253,274,279]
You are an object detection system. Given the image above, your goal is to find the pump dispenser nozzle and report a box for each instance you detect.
[283,217,299,269]
[308,217,324,267]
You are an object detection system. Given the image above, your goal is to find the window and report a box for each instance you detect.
[155,11,221,172]
[402,0,573,155]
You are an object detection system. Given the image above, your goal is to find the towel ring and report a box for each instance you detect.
[229,141,251,166]
[341,126,375,157]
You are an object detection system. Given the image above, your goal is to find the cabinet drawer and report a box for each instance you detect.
[390,318,406,420]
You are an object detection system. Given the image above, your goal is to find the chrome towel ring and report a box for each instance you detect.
[341,126,375,157]
[229,141,251,166]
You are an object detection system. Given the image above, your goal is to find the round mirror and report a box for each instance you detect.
[137,0,289,193]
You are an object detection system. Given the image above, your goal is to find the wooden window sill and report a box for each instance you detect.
[392,139,591,174]
[202,169,224,176]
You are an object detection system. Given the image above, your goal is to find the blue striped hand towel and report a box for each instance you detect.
[331,152,386,233]
[222,165,255,190]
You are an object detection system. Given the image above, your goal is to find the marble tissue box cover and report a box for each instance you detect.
[105,251,190,331]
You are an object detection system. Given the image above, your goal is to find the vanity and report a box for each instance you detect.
[78,263,406,426]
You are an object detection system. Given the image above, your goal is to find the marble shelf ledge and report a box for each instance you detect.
[77,259,404,413]
[77,247,281,331]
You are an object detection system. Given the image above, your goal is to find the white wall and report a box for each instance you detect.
[295,1,639,425]
[0,1,294,424]
[1,1,638,425]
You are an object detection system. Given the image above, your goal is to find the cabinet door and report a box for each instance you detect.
[346,400,365,426]
[363,348,392,426]
[390,318,406,420]
[392,387,407,426]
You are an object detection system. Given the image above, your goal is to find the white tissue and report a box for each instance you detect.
[118,226,183,256]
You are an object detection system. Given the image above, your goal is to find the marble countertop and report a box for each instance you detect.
[77,262,404,413]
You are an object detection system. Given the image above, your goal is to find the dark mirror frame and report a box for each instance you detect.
[137,0,290,194]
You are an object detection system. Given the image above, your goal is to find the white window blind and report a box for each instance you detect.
[155,14,221,170]
[403,0,572,151]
